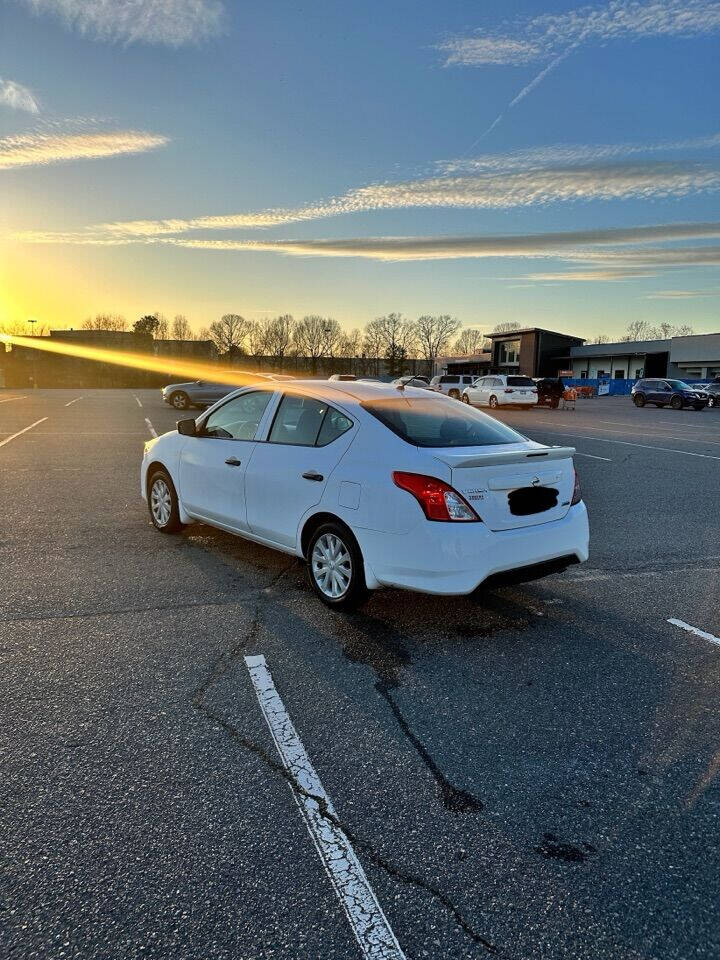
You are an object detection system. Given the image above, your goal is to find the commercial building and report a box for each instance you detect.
[569,332,720,381]
[0,328,217,389]
[437,328,584,378]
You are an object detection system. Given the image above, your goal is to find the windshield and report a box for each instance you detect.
[507,376,536,386]
[362,397,526,447]
[666,380,692,390]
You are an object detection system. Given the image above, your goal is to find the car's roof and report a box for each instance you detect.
[260,378,448,406]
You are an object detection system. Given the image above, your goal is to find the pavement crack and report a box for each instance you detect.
[376,681,484,814]
[192,702,497,955]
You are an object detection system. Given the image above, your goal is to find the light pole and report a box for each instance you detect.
[27,318,38,388]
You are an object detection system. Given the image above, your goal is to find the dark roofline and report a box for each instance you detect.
[487,327,584,342]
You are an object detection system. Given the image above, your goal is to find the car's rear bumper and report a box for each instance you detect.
[356,502,589,595]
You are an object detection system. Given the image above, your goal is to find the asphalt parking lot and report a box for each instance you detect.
[1,388,719,960]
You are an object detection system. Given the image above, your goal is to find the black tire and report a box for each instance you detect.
[307,521,368,611]
[461,393,470,404]
[448,389,460,400]
[694,403,705,411]
[170,391,190,410]
[147,468,183,533]
[550,398,560,409]
[489,395,499,409]
[670,395,683,410]
[633,393,646,407]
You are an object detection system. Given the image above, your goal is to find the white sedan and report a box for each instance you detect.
[141,381,588,609]
[463,375,538,409]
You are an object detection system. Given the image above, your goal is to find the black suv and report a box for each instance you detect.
[631,378,707,411]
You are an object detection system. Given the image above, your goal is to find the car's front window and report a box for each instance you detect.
[667,380,692,390]
[362,397,526,448]
[203,390,272,440]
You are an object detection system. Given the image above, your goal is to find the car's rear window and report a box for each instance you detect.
[362,397,525,448]
[507,376,535,386]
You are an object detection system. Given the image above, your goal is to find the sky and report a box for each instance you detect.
[1,0,719,341]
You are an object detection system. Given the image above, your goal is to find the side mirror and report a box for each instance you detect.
[177,418,197,436]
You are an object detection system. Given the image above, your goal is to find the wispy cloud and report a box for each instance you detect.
[643,288,720,298]
[0,130,168,170]
[17,0,225,46]
[440,0,720,67]
[523,268,657,282]
[439,133,720,174]
[442,1,720,137]
[0,77,39,113]
[98,160,720,237]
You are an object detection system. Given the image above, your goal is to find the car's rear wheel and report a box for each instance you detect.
[489,395,499,409]
[671,395,683,410]
[170,391,190,410]
[461,393,470,404]
[148,469,183,533]
[448,389,460,400]
[633,393,646,407]
[307,522,368,611]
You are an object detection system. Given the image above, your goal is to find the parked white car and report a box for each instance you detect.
[463,375,538,410]
[141,381,588,609]
[430,373,478,399]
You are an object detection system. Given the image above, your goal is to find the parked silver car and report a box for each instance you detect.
[162,371,294,410]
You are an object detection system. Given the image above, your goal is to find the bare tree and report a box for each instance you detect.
[171,314,193,340]
[293,315,338,368]
[337,328,361,358]
[81,313,127,332]
[620,319,654,342]
[207,314,252,356]
[452,327,490,355]
[372,313,418,376]
[591,335,610,344]
[264,314,295,362]
[492,321,522,333]
[414,314,461,371]
[246,321,267,357]
[155,313,170,340]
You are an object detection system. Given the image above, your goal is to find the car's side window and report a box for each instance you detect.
[317,407,353,446]
[269,395,328,446]
[203,390,272,440]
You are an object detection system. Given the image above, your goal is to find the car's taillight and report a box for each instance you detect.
[392,472,480,522]
[571,468,582,505]
[504,388,514,393]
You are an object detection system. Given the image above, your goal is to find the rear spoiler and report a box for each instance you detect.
[432,446,576,470]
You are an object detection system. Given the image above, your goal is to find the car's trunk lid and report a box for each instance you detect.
[431,443,576,531]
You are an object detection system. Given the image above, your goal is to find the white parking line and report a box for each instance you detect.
[245,655,407,960]
[134,395,143,408]
[145,417,157,438]
[0,396,26,404]
[574,451,612,461]
[64,396,84,407]
[668,619,720,647]
[531,426,720,461]
[0,417,48,448]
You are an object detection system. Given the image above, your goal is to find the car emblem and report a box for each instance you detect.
[532,476,540,486]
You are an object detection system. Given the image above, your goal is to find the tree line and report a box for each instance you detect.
[78,311,500,376]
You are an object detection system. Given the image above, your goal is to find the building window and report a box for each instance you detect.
[581,370,588,379]
[498,339,520,365]
[614,369,625,379]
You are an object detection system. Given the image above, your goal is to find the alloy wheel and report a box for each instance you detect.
[151,478,172,526]
[311,533,352,599]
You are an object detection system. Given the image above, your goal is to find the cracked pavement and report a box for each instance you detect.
[1,389,719,959]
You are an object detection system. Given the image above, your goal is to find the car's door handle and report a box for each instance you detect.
[302,470,324,481]
[225,457,242,466]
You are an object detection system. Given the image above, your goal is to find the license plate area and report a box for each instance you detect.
[508,486,559,516]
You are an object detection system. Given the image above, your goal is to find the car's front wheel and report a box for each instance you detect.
[461,393,470,404]
[448,389,460,400]
[489,395,499,409]
[694,402,705,411]
[671,395,683,410]
[307,522,368,610]
[148,469,183,533]
[170,391,190,410]
[633,393,646,407]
